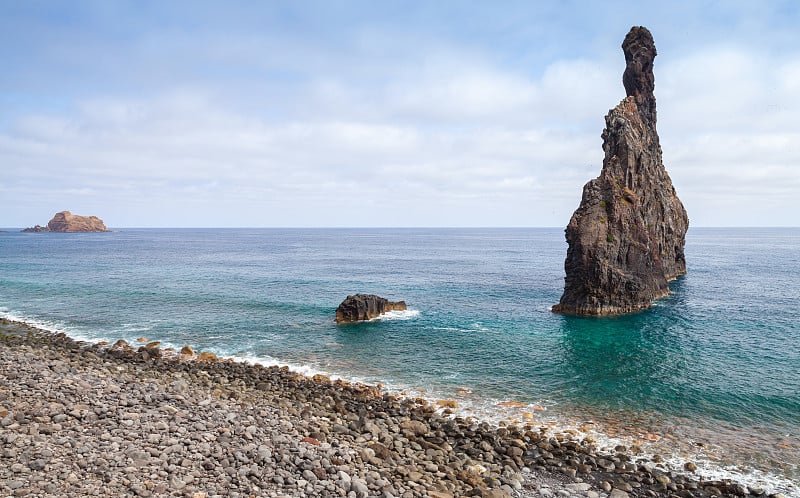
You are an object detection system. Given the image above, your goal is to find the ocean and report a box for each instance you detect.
[1,227,798,495]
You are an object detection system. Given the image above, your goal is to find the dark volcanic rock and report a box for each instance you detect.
[553,26,688,316]
[335,294,407,323]
[22,211,109,233]
[21,225,49,233]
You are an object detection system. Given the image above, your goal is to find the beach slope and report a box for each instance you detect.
[1,319,752,497]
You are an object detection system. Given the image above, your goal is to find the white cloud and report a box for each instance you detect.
[389,66,538,121]
[1,88,598,227]
[655,45,800,225]
[2,35,799,227]
[659,47,799,131]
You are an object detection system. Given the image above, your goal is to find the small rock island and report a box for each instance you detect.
[22,211,110,233]
[335,294,407,323]
[553,26,688,316]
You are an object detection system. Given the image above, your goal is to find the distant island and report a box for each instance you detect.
[22,211,110,233]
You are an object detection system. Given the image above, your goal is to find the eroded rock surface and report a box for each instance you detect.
[22,211,109,232]
[335,294,407,323]
[553,27,688,316]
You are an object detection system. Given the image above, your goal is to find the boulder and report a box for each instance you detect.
[553,27,688,316]
[335,294,407,323]
[196,352,218,363]
[22,211,109,232]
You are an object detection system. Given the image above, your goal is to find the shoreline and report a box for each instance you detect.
[0,318,789,498]
[9,309,792,495]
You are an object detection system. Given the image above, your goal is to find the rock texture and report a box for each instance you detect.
[1,318,762,498]
[22,211,109,233]
[20,225,49,233]
[335,294,407,323]
[553,27,688,316]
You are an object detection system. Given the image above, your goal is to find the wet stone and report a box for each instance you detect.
[0,316,756,498]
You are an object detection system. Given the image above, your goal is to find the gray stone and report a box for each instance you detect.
[350,477,369,498]
[566,483,592,492]
[7,480,25,490]
[613,481,633,492]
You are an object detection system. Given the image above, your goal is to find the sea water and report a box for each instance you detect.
[1,227,798,495]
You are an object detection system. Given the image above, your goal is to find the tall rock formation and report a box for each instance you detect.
[553,27,688,316]
[22,211,109,232]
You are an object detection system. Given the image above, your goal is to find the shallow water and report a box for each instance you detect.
[1,227,798,495]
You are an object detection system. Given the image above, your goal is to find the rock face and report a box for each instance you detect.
[335,294,407,323]
[22,211,109,233]
[553,27,688,316]
[21,225,49,233]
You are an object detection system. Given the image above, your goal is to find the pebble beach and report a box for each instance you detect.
[0,318,780,498]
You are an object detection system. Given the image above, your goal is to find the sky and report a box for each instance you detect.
[1,1,798,227]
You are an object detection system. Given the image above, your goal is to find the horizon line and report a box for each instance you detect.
[3,225,800,230]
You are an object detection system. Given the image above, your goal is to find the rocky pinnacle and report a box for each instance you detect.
[553,26,688,316]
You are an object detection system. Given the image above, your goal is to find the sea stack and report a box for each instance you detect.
[335,294,407,323]
[553,27,688,316]
[22,211,110,233]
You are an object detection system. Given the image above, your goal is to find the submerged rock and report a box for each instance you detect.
[553,26,688,316]
[22,211,110,232]
[335,294,407,323]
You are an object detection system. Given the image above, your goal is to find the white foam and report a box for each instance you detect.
[432,324,492,334]
[663,456,799,497]
[368,309,420,321]
[432,326,465,332]
[524,414,800,498]
[115,323,154,333]
[234,352,343,380]
[377,384,800,498]
[1,310,66,335]
[0,310,105,343]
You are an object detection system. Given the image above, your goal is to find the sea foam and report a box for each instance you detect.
[367,309,420,321]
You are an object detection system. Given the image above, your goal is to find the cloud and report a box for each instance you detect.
[655,45,800,225]
[659,47,799,131]
[1,79,602,227]
[2,5,799,227]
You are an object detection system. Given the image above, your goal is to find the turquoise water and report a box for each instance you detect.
[1,228,798,494]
